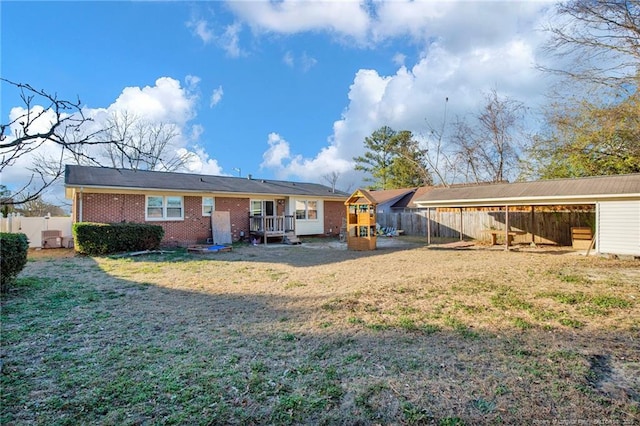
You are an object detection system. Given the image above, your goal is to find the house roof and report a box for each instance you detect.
[367,188,417,205]
[414,174,640,207]
[389,186,435,209]
[64,165,349,199]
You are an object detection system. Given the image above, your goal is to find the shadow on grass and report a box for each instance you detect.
[89,239,433,268]
[1,253,638,425]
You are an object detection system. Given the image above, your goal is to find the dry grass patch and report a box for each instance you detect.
[2,242,639,424]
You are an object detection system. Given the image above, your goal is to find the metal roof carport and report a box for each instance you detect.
[413,174,640,255]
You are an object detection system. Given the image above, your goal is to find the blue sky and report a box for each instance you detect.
[1,0,556,203]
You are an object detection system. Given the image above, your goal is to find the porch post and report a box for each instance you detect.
[262,216,267,245]
[459,207,463,241]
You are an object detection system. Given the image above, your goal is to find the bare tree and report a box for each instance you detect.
[15,196,67,217]
[322,171,341,193]
[100,111,194,171]
[451,90,527,183]
[420,97,459,186]
[1,79,113,204]
[539,0,640,94]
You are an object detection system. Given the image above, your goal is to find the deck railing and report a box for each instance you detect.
[249,215,295,235]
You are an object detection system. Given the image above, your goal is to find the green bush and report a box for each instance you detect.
[73,222,164,255]
[0,233,29,292]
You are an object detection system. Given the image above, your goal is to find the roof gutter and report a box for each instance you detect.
[64,184,349,200]
[414,193,640,208]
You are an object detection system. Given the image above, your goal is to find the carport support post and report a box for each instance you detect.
[530,205,535,245]
[504,205,510,250]
[426,207,431,245]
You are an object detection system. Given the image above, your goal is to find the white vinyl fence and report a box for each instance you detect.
[0,213,73,248]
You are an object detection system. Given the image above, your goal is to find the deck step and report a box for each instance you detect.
[283,232,302,245]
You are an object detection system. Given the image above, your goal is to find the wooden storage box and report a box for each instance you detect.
[347,236,377,251]
[571,227,593,250]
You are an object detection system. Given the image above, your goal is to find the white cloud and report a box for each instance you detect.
[261,133,291,169]
[221,22,244,58]
[190,124,205,141]
[300,52,318,72]
[210,86,224,107]
[225,0,550,51]
[282,51,318,72]
[185,75,202,91]
[244,1,552,186]
[226,0,371,41]
[1,77,225,202]
[260,132,352,182]
[283,51,294,67]
[186,18,214,44]
[260,35,545,186]
[109,77,197,125]
[184,146,225,175]
[392,53,406,67]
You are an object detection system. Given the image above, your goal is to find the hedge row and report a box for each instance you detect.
[0,233,29,292]
[73,222,164,255]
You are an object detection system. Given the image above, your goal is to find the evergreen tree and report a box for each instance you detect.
[354,126,431,189]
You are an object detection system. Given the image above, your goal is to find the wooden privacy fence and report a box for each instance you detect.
[377,208,595,246]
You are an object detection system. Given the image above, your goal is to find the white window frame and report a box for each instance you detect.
[295,199,318,221]
[145,195,184,221]
[250,199,275,216]
[202,197,215,216]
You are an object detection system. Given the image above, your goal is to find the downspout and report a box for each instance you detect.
[78,187,83,223]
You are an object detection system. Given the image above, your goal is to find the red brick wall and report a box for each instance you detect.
[76,193,251,246]
[324,200,346,236]
[214,197,251,242]
[79,193,146,223]
[75,192,340,244]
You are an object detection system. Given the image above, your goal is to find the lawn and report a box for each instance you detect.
[1,239,639,425]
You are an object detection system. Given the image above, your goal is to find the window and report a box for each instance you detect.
[146,196,183,220]
[251,200,274,216]
[202,197,214,216]
[295,200,318,220]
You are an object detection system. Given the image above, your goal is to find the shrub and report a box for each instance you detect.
[0,233,29,292]
[73,222,164,255]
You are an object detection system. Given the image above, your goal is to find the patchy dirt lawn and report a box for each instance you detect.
[2,238,639,425]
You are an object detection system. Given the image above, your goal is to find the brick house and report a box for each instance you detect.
[64,165,348,246]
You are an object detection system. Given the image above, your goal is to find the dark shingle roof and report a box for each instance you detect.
[65,165,348,199]
[414,174,640,206]
[367,188,417,204]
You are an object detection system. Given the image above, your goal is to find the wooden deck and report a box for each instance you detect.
[249,215,295,244]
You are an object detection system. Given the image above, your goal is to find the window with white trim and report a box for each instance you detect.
[251,200,274,216]
[146,196,184,220]
[295,200,318,220]
[202,197,214,216]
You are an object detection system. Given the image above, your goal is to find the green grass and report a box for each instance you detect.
[2,249,638,425]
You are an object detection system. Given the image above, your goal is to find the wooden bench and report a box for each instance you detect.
[484,229,527,246]
[571,227,593,250]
